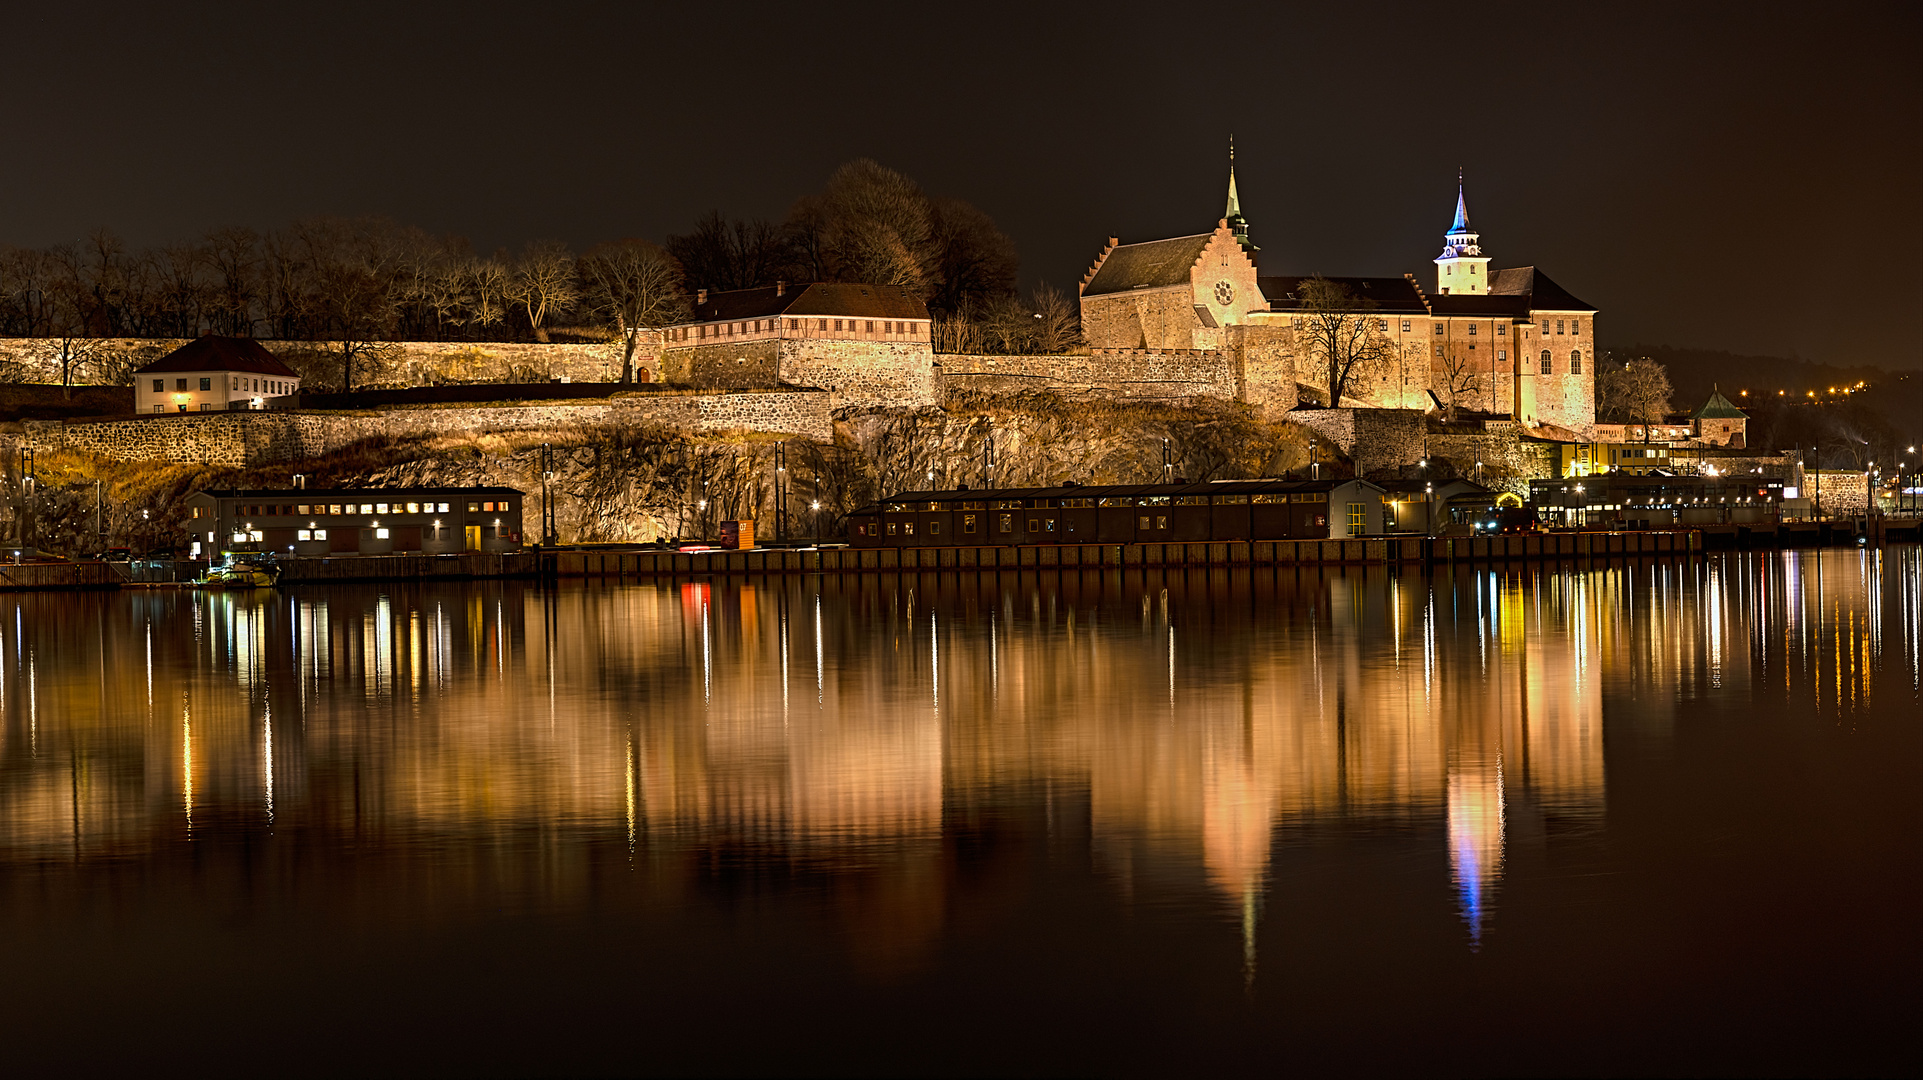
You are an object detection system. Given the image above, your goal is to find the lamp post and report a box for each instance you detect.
[1163,438,1174,484]
[540,443,558,545]
[775,441,787,544]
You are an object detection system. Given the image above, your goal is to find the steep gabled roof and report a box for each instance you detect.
[1426,294,1535,318]
[1081,233,1214,297]
[1693,388,1749,419]
[1488,266,1595,312]
[134,335,298,378]
[683,283,929,324]
[1260,275,1429,314]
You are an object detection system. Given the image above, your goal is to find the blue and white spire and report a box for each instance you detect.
[1434,171,1490,294]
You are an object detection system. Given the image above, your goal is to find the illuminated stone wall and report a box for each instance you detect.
[0,337,636,387]
[937,349,1241,401]
[1286,407,1429,478]
[22,389,833,466]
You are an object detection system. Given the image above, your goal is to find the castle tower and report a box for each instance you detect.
[1225,137,1256,256]
[1433,173,1490,295]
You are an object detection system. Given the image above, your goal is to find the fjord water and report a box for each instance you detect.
[0,552,1915,1077]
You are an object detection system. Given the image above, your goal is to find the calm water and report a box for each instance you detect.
[0,552,1916,1077]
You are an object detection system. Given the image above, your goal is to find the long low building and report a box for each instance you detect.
[844,478,1496,547]
[184,487,526,558]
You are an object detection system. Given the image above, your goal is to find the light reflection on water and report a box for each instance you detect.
[0,548,1916,1075]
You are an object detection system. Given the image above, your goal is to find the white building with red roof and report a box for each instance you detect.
[134,335,301,414]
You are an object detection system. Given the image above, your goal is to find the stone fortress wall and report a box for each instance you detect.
[23,389,832,468]
[0,337,640,386]
[937,349,1240,401]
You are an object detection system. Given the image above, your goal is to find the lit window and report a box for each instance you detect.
[329,505,343,515]
[297,529,312,541]
[406,502,420,514]
[1498,349,1507,361]
[1348,503,1365,536]
[1469,325,1477,335]
[359,504,373,514]
[886,523,898,535]
[374,528,390,539]
[903,521,913,535]
[467,502,479,512]
[375,503,388,514]
[296,504,309,514]
[438,502,450,513]
[1401,321,1411,332]
[1378,320,1389,331]
[1435,324,1444,335]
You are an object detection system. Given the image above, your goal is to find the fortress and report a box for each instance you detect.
[660,161,1602,436]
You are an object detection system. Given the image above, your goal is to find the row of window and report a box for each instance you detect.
[1430,346,1585,374]
[884,492,1328,513]
[193,499,511,520]
[1301,318,1586,336]
[674,318,924,341]
[151,376,293,395]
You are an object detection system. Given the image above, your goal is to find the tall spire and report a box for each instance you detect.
[1224,135,1254,253]
[1450,168,1471,233]
[1434,170,1489,295]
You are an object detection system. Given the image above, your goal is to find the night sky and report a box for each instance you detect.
[3,1,1917,368]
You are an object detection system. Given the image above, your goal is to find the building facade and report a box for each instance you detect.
[134,335,301,414]
[184,486,524,558]
[1077,173,1601,431]
[659,282,935,408]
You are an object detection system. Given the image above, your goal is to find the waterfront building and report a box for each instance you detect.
[134,335,302,414]
[184,486,524,558]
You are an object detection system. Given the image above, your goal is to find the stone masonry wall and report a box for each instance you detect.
[937,349,1240,402]
[1426,430,1562,497]
[24,390,832,467]
[780,339,937,410]
[659,339,781,390]
[1286,408,1428,478]
[0,337,636,387]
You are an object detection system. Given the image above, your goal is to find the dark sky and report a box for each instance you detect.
[4,1,1918,368]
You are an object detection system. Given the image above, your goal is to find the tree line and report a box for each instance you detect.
[0,159,1081,389]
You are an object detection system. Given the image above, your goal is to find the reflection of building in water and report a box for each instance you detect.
[0,548,1909,969]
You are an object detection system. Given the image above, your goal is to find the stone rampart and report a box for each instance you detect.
[782,339,936,410]
[937,349,1239,402]
[1284,408,1429,478]
[0,337,638,387]
[24,390,831,467]
[1425,430,1562,496]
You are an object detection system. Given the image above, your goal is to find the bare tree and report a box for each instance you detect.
[1435,348,1481,422]
[666,212,796,293]
[1597,356,1673,440]
[579,239,687,383]
[1293,276,1395,408]
[507,240,577,343]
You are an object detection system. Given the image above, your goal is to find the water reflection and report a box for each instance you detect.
[0,549,1915,979]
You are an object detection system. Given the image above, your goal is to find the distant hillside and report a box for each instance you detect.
[1618,345,1921,463]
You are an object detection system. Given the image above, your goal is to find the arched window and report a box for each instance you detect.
[1540,350,1552,375]
[1570,350,1583,374]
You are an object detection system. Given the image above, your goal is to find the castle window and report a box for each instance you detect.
[1378,320,1389,331]
[866,320,875,333]
[199,377,211,390]
[1497,323,1507,335]
[817,319,826,331]
[1470,265,1478,274]
[1541,351,1553,374]
[1571,320,1582,336]
[1570,351,1583,374]
[1434,324,1444,335]
[1401,321,1411,332]
[1498,350,1507,362]
[1446,265,1453,275]
[1434,345,1443,356]
[1468,325,1477,335]
[1557,320,1566,334]
[1541,320,1551,334]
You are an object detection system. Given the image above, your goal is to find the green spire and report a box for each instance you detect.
[1225,135,1253,252]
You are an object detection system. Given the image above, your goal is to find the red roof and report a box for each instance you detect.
[134,335,300,378]
[684,283,929,323]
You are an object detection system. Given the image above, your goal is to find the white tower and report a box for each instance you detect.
[1433,174,1490,295]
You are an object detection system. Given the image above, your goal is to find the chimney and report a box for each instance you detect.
[696,288,707,305]
[775,280,786,297]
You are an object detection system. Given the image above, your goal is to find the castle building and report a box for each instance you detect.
[658,282,934,408]
[1077,169,1601,432]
